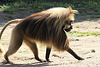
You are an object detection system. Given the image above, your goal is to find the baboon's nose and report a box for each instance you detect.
[70,25,73,29]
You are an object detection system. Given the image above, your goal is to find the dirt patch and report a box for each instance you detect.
[0,12,100,67]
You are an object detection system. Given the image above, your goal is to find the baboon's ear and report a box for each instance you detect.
[68,6,72,11]
[71,10,79,14]
[68,6,79,14]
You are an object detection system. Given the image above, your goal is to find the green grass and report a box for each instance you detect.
[89,15,100,18]
[0,1,73,13]
[4,14,14,20]
[2,43,8,45]
[0,1,28,13]
[0,1,100,16]
[67,31,100,37]
[76,25,80,28]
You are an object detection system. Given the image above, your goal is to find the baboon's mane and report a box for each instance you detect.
[17,7,76,51]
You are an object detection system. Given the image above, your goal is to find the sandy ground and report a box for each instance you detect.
[0,12,100,67]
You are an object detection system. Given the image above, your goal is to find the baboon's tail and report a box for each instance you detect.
[0,19,22,54]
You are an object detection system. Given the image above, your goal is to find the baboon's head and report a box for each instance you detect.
[62,7,78,32]
[38,7,78,33]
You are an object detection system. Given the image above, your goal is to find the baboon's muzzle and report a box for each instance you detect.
[65,25,73,32]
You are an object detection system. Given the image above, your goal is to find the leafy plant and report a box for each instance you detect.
[0,1,99,17]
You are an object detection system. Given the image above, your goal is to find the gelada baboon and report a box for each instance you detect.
[0,7,84,63]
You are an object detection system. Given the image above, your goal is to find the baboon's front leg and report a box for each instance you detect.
[45,47,51,62]
[66,48,84,60]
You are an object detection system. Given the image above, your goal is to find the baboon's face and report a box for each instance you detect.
[63,13,75,32]
[63,20,73,32]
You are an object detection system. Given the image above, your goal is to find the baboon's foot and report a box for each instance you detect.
[46,58,52,62]
[35,57,46,62]
[77,57,84,60]
[2,60,13,64]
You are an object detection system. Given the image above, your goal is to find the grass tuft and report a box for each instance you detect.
[67,31,100,37]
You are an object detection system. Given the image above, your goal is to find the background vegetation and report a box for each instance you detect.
[0,0,100,15]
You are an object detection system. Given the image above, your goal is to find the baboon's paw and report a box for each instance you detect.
[46,60,53,63]
[46,59,53,62]
[2,60,13,64]
[35,58,46,62]
[78,57,84,60]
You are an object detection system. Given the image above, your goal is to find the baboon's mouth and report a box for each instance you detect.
[65,25,73,32]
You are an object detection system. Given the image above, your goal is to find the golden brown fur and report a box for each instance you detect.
[0,7,84,63]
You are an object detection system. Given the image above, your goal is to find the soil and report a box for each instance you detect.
[0,11,100,67]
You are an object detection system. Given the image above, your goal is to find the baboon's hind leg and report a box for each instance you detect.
[3,29,23,63]
[24,39,45,62]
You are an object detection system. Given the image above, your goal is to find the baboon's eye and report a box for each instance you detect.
[70,20,73,23]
